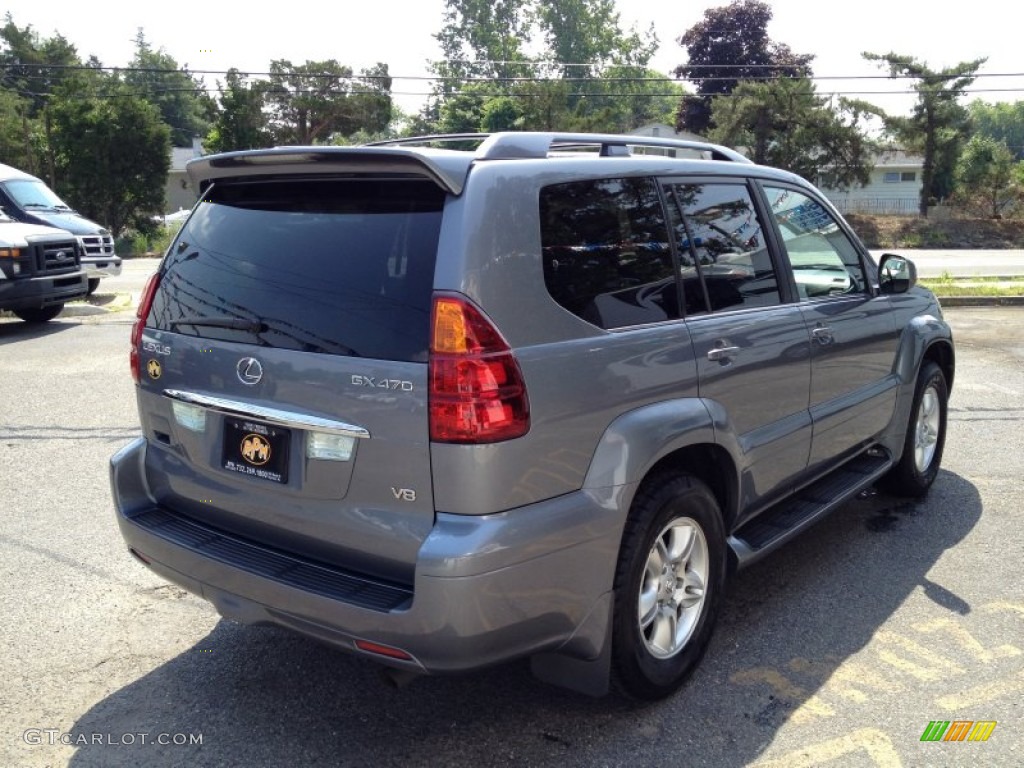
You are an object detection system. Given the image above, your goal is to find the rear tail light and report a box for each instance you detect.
[131,272,161,383]
[429,295,530,443]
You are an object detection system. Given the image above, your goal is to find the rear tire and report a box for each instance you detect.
[611,473,727,700]
[880,360,948,497]
[14,304,63,323]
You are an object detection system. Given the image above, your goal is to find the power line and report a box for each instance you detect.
[3,61,1024,83]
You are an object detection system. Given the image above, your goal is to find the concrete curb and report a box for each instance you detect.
[938,296,1024,308]
[61,292,134,317]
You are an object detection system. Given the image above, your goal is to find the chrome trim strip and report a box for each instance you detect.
[162,389,371,439]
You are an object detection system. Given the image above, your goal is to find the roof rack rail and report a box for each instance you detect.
[474,132,751,163]
[364,131,750,164]
[363,134,489,148]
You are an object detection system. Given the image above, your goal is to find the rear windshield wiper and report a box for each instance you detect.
[169,316,267,333]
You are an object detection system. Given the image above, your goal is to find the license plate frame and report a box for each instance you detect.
[222,418,290,484]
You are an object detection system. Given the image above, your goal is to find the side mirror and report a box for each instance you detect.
[878,252,917,295]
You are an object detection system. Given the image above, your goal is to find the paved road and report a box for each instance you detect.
[869,249,1024,278]
[0,308,1021,767]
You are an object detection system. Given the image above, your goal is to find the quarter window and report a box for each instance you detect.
[763,186,868,299]
[540,178,677,329]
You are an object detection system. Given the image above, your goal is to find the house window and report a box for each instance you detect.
[817,172,839,189]
[901,171,917,182]
[883,172,901,183]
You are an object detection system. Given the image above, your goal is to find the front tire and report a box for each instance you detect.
[880,360,948,497]
[87,278,100,295]
[14,304,63,323]
[612,474,727,700]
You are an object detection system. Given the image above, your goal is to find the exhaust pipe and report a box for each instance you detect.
[379,666,422,689]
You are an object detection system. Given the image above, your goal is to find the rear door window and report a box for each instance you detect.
[663,181,781,313]
[148,178,444,362]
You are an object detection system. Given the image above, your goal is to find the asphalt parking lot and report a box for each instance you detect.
[0,305,1021,767]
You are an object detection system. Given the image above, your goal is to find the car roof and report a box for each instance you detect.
[187,132,805,196]
[0,163,42,183]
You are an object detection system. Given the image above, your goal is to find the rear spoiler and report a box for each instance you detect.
[187,146,473,195]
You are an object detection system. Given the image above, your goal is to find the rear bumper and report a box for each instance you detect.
[110,437,627,674]
[0,270,87,310]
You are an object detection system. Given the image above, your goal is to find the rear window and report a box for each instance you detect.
[148,178,444,362]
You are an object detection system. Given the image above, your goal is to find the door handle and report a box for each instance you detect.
[811,325,834,346]
[707,345,740,362]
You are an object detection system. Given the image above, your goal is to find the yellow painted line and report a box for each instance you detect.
[730,668,835,723]
[981,601,1024,617]
[788,657,899,703]
[750,728,902,768]
[874,630,964,679]
[914,617,1022,663]
[937,669,1024,710]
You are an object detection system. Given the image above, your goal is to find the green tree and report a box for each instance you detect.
[572,66,682,132]
[509,79,575,130]
[535,0,656,81]
[708,78,876,188]
[954,135,1021,218]
[864,52,986,217]
[0,15,80,116]
[49,75,170,235]
[124,30,215,147]
[427,0,664,135]
[266,59,392,144]
[480,95,521,132]
[437,82,499,133]
[433,0,532,88]
[204,69,270,153]
[968,100,1024,160]
[0,88,39,173]
[674,0,813,135]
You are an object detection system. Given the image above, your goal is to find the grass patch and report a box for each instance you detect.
[920,276,1024,297]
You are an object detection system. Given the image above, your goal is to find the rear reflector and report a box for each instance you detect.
[429,295,529,443]
[354,640,413,660]
[128,548,151,565]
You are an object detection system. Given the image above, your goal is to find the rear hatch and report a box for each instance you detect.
[135,174,446,584]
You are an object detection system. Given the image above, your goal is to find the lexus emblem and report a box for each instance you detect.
[236,357,264,386]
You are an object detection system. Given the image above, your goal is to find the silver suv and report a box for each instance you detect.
[110,133,953,700]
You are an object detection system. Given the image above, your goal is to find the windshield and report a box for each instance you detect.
[147,177,445,362]
[3,179,72,210]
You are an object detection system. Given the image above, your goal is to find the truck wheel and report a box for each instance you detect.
[611,473,727,700]
[14,304,63,323]
[880,361,948,498]
[87,278,100,295]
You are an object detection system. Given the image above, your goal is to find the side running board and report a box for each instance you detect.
[729,450,892,569]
